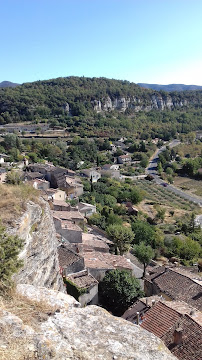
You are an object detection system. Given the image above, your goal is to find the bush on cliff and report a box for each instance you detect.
[0,224,24,289]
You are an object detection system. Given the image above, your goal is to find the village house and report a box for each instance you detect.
[52,210,85,230]
[32,178,50,191]
[0,168,7,183]
[82,250,133,281]
[57,244,84,276]
[122,295,162,324]
[45,188,67,202]
[64,176,84,199]
[77,202,96,218]
[26,163,55,181]
[101,164,119,171]
[117,154,132,164]
[50,168,76,188]
[0,153,9,164]
[24,171,45,181]
[100,168,121,179]
[78,232,110,254]
[66,270,98,306]
[80,168,101,183]
[53,216,82,244]
[137,300,202,360]
[144,266,202,310]
[52,200,70,211]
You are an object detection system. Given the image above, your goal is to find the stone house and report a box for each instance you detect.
[65,176,84,199]
[32,178,50,191]
[117,154,132,164]
[77,202,96,218]
[144,266,202,311]
[53,216,82,244]
[83,250,133,281]
[80,168,101,183]
[79,233,110,254]
[50,167,75,188]
[57,244,85,276]
[66,270,98,306]
[122,295,162,324]
[101,164,119,171]
[45,188,67,202]
[52,210,85,230]
[52,200,70,211]
[100,169,121,179]
[139,301,202,360]
[0,154,9,164]
[25,172,45,181]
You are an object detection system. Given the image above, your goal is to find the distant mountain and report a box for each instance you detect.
[0,81,19,88]
[138,83,202,92]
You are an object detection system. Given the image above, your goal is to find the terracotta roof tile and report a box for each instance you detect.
[67,270,98,289]
[162,315,202,360]
[52,210,84,220]
[153,268,202,310]
[57,245,82,268]
[140,302,181,338]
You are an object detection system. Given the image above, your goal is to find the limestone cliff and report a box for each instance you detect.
[7,199,64,292]
[92,94,190,113]
[0,284,177,360]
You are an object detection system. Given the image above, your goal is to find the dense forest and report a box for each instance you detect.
[0,76,202,139]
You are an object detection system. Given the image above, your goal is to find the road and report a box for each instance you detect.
[146,140,202,207]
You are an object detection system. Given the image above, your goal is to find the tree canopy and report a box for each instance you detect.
[99,269,144,316]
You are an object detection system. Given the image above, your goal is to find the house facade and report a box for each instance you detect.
[80,169,101,183]
[117,154,132,164]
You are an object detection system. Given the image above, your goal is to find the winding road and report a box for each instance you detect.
[146,140,202,207]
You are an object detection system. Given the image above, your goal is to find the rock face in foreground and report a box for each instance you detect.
[8,200,64,292]
[0,284,177,360]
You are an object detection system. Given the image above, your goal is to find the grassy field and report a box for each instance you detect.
[173,176,202,197]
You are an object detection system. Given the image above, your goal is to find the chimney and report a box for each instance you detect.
[151,299,156,307]
[173,327,183,345]
[136,312,140,325]
[146,298,149,307]
[190,309,195,316]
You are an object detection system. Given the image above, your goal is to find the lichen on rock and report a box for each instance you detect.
[0,284,177,360]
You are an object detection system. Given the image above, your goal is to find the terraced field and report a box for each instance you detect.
[135,179,200,212]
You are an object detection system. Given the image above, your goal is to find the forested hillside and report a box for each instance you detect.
[138,83,202,92]
[0,76,202,139]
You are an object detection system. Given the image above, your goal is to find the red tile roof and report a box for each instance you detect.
[140,302,181,338]
[140,300,202,360]
[153,268,202,310]
[163,315,202,360]
[83,251,133,271]
[67,270,98,289]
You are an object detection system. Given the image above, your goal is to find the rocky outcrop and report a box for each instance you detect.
[7,200,64,292]
[92,94,190,113]
[0,284,177,360]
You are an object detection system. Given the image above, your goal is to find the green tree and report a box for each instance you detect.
[132,220,155,246]
[133,242,155,277]
[99,269,144,316]
[0,224,24,288]
[107,224,134,255]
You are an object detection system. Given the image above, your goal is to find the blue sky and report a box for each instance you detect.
[1,0,202,85]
